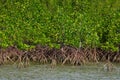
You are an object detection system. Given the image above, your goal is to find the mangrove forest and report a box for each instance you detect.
[0,0,120,67]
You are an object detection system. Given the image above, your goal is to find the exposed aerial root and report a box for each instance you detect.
[0,45,120,67]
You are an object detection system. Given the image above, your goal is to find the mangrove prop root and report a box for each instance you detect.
[51,59,57,68]
[0,45,120,67]
[6,56,15,63]
[62,56,70,65]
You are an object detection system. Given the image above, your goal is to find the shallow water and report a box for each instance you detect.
[0,63,120,80]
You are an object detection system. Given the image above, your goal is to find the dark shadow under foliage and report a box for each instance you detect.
[0,45,120,67]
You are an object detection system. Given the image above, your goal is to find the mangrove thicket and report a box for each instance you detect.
[0,0,120,66]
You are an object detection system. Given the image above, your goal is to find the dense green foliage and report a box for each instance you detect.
[0,0,120,51]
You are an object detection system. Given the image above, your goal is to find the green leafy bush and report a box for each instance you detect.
[0,0,120,51]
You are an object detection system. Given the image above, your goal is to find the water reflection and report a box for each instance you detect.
[0,63,120,80]
[103,61,117,72]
